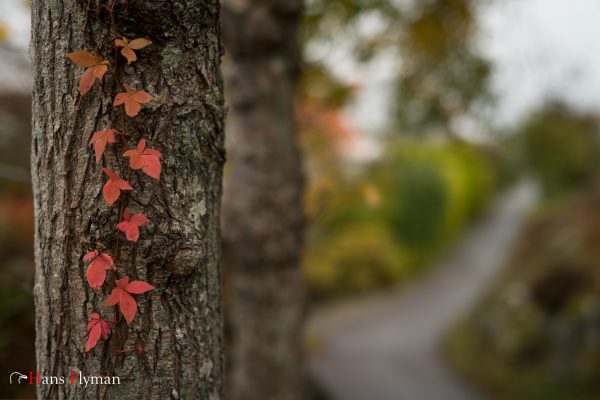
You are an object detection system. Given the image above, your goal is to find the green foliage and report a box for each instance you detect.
[305,223,407,298]
[520,103,600,197]
[445,183,600,400]
[303,138,497,298]
[376,140,494,252]
[385,162,448,250]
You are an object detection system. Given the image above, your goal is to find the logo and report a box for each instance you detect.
[9,371,120,386]
[9,372,27,384]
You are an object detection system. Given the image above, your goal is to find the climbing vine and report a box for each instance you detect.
[66,2,159,354]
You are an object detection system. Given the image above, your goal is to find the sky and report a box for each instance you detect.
[3,0,600,132]
[309,0,600,132]
[481,0,600,127]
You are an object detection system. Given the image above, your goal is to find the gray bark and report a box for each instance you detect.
[30,1,225,399]
[221,1,305,399]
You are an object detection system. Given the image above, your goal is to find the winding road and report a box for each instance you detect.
[306,181,539,400]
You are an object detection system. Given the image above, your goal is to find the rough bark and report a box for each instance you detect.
[221,1,305,399]
[30,1,225,399]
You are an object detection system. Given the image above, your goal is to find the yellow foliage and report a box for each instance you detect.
[0,24,8,42]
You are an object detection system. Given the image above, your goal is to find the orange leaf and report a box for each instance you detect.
[120,46,137,64]
[115,37,152,64]
[113,85,152,117]
[67,51,109,95]
[66,50,101,68]
[79,68,96,95]
[128,38,152,50]
[93,63,108,79]
[89,129,119,162]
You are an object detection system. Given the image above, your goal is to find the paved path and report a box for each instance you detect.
[306,181,539,400]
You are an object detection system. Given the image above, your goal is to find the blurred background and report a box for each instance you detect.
[2,0,600,399]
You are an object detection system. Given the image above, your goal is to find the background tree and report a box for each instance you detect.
[30,1,225,398]
[393,0,491,136]
[221,0,305,399]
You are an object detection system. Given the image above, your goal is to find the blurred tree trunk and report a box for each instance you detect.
[30,1,225,399]
[221,1,305,399]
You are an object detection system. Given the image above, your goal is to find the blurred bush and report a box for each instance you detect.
[445,180,600,400]
[520,103,600,197]
[305,223,406,298]
[303,137,498,299]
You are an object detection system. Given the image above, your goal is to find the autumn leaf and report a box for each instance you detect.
[113,83,152,117]
[102,168,133,206]
[66,50,109,95]
[83,250,115,289]
[89,129,119,162]
[102,277,154,325]
[123,139,162,180]
[117,208,149,241]
[133,343,145,354]
[115,37,152,64]
[84,313,110,352]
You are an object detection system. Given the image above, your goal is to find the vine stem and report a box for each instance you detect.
[105,0,131,382]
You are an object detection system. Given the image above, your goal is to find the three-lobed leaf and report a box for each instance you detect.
[123,139,162,180]
[102,277,154,324]
[102,168,133,205]
[114,83,152,117]
[117,208,149,241]
[84,250,115,289]
[89,129,119,162]
[85,313,111,352]
[66,50,109,95]
[115,37,152,64]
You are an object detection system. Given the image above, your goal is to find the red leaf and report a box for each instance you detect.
[102,168,133,206]
[102,276,153,325]
[85,322,102,352]
[133,343,145,354]
[117,208,149,241]
[86,261,107,289]
[84,313,111,352]
[102,288,122,307]
[84,250,114,289]
[126,280,155,294]
[123,139,162,180]
[119,292,137,325]
[113,84,152,117]
[89,129,119,162]
[83,250,98,261]
[116,277,129,289]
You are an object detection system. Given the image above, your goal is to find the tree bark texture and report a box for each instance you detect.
[221,1,305,399]
[31,1,225,399]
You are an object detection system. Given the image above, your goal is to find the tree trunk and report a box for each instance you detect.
[30,1,225,399]
[221,1,305,399]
